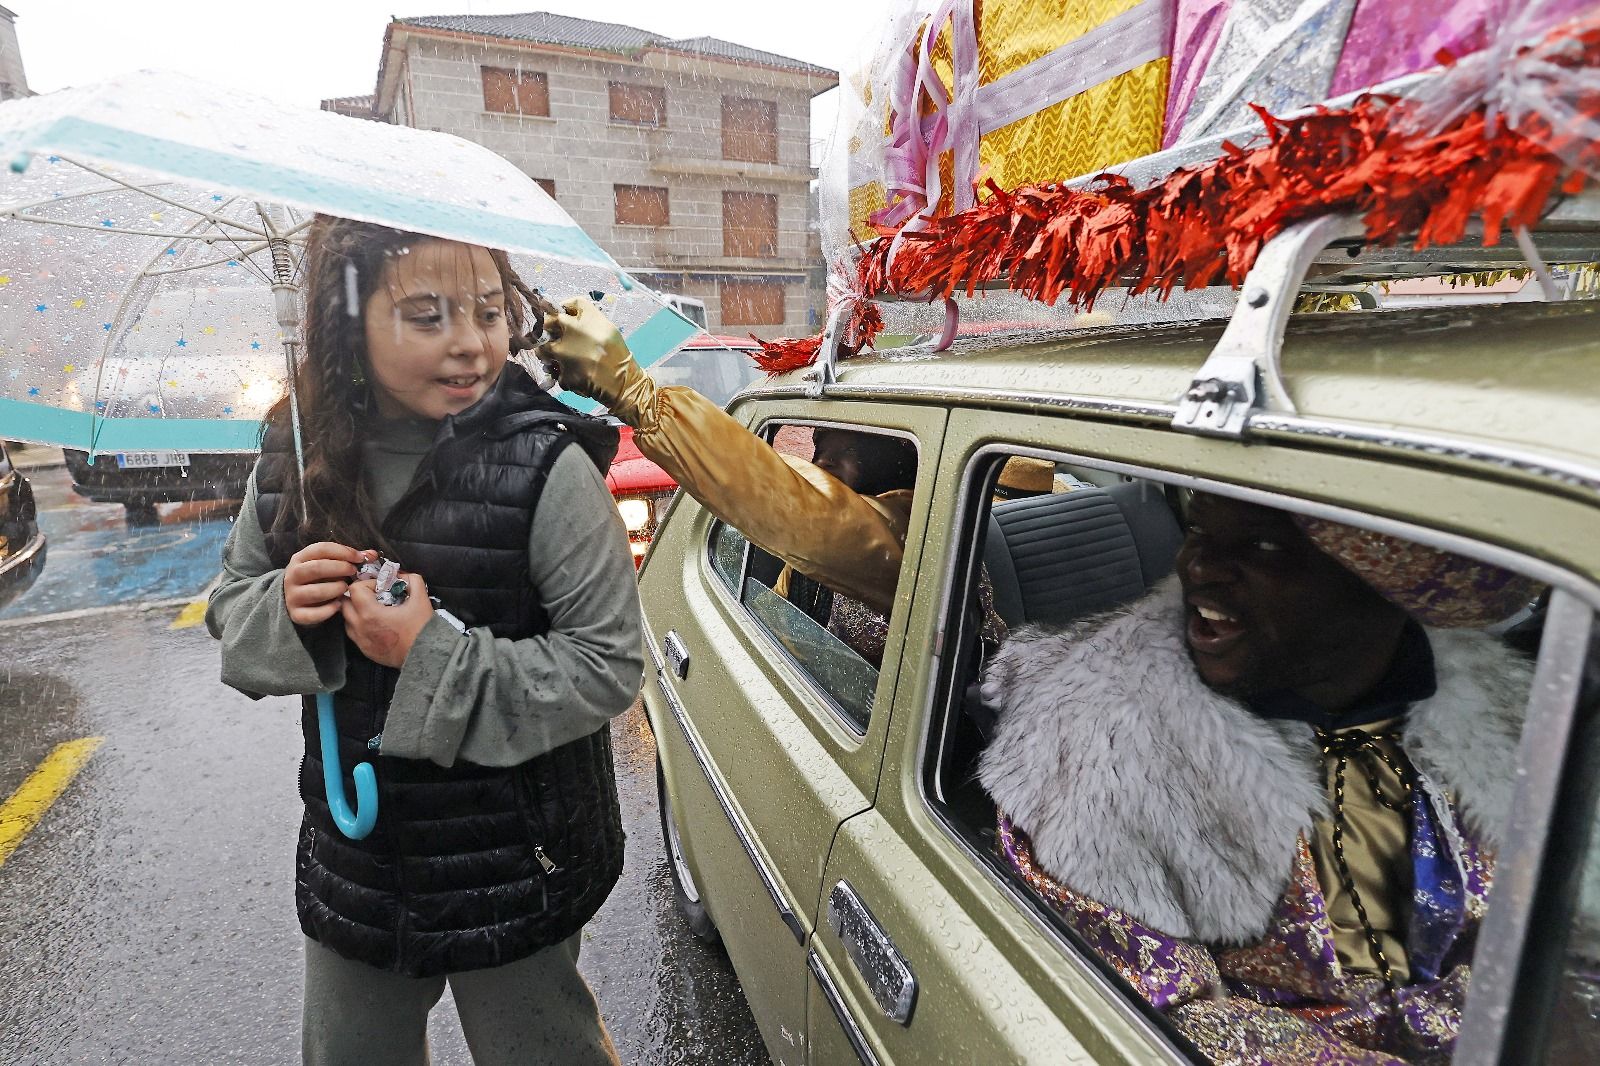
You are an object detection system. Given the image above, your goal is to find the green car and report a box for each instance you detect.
[635,226,1600,1065]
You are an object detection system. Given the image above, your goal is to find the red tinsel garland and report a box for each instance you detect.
[755,16,1600,370]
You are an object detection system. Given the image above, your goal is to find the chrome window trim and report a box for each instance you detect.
[1250,414,1600,498]
[1455,591,1595,1066]
[808,949,882,1066]
[697,415,926,742]
[914,440,1600,1065]
[754,382,1177,425]
[746,382,1600,498]
[644,622,807,946]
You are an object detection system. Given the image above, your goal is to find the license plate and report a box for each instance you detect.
[116,450,190,469]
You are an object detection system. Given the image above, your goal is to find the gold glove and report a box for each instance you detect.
[537,297,659,430]
[634,386,909,616]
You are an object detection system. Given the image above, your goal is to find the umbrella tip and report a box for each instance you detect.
[9,151,31,174]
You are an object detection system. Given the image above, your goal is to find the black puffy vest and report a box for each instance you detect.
[255,364,626,977]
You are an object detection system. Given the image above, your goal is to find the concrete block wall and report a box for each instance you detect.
[394,37,822,336]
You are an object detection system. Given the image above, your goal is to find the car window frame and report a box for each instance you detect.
[915,441,1600,1066]
[700,416,925,742]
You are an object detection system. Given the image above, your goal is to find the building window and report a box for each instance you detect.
[722,96,778,163]
[609,82,666,127]
[723,191,779,258]
[722,280,785,325]
[482,67,550,116]
[534,178,557,200]
[615,184,669,227]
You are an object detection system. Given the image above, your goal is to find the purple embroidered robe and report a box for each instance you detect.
[999,783,1493,1066]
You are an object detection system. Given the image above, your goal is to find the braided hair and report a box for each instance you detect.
[262,215,550,552]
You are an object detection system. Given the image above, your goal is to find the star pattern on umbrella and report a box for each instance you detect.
[63,364,75,373]
[202,326,216,334]
[175,338,187,347]
[102,323,113,331]
[0,275,10,286]
[250,341,261,350]
[147,403,161,414]
[34,304,46,312]
[222,405,234,415]
[27,386,40,396]
[71,298,85,308]
[100,219,115,227]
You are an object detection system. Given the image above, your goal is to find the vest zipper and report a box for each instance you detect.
[372,664,409,964]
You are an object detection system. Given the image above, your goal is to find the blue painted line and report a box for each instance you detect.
[6,117,614,266]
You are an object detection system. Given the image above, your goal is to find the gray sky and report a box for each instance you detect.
[14,2,876,138]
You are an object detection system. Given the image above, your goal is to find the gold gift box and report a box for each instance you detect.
[848,0,1171,244]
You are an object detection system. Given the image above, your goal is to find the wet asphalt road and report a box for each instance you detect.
[0,458,767,1065]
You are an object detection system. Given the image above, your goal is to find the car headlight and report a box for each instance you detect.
[616,497,651,532]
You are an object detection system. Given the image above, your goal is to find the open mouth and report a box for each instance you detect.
[1186,601,1247,655]
[436,374,482,395]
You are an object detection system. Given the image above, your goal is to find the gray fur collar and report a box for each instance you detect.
[977,577,1532,943]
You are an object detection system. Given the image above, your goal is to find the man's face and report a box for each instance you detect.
[1176,494,1403,702]
[812,431,870,492]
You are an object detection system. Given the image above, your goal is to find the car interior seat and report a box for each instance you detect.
[981,480,1183,629]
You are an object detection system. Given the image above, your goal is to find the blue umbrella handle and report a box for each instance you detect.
[316,692,378,840]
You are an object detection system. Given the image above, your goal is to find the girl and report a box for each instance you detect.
[206,216,643,1065]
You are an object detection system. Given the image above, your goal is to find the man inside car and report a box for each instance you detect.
[977,491,1540,1064]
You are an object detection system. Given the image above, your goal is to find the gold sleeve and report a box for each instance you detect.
[635,385,909,616]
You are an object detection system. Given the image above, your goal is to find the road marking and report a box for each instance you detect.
[169,574,222,630]
[0,596,195,631]
[169,598,209,630]
[0,736,105,868]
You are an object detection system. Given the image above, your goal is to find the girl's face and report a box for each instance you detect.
[363,239,511,421]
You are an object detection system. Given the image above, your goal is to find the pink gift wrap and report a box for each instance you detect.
[1163,0,1234,147]
[1329,0,1594,96]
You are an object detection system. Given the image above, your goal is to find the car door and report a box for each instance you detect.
[807,405,1600,1064]
[638,397,946,1066]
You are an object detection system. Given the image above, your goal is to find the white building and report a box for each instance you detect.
[366,12,835,338]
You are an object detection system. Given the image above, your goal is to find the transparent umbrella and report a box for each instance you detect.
[0,70,702,841]
[0,69,698,466]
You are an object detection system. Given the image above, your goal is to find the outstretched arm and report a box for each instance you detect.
[540,298,908,616]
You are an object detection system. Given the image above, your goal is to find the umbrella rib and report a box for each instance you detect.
[0,179,187,216]
[141,240,272,276]
[56,154,271,238]
[89,211,233,454]
[2,209,261,243]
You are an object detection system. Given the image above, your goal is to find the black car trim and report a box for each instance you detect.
[808,949,881,1066]
[646,627,807,946]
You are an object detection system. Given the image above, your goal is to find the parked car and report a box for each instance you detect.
[634,273,1600,1061]
[661,293,710,330]
[606,334,764,564]
[0,440,46,610]
[63,448,255,523]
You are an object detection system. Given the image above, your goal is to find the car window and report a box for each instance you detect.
[705,422,919,732]
[709,519,745,593]
[924,447,1560,1065]
[646,345,764,408]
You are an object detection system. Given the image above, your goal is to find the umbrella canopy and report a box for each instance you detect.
[0,69,698,454]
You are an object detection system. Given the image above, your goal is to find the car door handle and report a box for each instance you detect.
[826,879,917,1025]
[661,630,690,680]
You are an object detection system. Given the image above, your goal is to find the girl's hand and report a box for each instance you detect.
[285,543,372,626]
[344,572,433,669]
